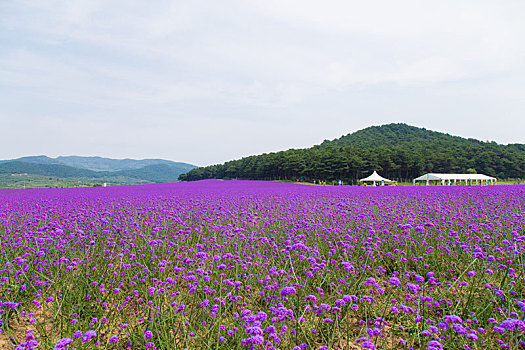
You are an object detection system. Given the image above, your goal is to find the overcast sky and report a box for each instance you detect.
[1,0,524,166]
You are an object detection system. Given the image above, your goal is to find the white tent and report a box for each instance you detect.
[359,171,392,186]
[413,173,497,185]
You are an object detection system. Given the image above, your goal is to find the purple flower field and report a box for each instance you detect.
[1,180,525,350]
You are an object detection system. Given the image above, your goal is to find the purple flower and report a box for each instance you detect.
[265,326,276,334]
[280,287,297,297]
[499,318,523,331]
[144,330,153,340]
[362,341,376,349]
[364,277,377,286]
[427,340,443,350]
[320,303,331,311]
[55,338,73,348]
[493,326,506,334]
[451,323,468,335]
[342,295,355,303]
[466,333,478,341]
[73,331,82,339]
[367,328,381,337]
[406,283,421,294]
[443,315,463,323]
[242,335,264,345]
[304,295,317,303]
[81,330,97,343]
[389,277,401,287]
[246,326,263,336]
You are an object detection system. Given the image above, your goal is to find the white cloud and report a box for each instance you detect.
[1,0,525,164]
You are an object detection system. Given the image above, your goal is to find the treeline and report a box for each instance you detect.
[179,123,525,182]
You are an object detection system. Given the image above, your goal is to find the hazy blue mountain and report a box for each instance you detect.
[0,155,197,185]
[5,155,62,165]
[0,161,99,178]
[110,163,196,183]
[55,156,193,172]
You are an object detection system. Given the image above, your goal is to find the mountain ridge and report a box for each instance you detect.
[0,155,197,186]
[1,155,195,172]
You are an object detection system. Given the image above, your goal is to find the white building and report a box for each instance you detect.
[413,173,497,186]
[360,171,392,186]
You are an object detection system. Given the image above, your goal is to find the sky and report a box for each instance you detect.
[1,0,525,166]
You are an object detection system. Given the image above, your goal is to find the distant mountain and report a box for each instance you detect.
[0,156,197,186]
[13,155,63,165]
[110,163,196,183]
[0,161,98,178]
[4,155,195,173]
[179,123,525,182]
[56,156,193,172]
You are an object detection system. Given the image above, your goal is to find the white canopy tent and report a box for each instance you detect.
[360,171,392,186]
[413,173,497,186]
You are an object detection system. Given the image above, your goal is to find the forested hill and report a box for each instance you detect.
[322,123,482,148]
[179,123,525,183]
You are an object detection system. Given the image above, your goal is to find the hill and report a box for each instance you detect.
[179,123,525,182]
[0,156,197,187]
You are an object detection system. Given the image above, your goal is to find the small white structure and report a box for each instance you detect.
[360,171,392,186]
[413,173,497,186]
